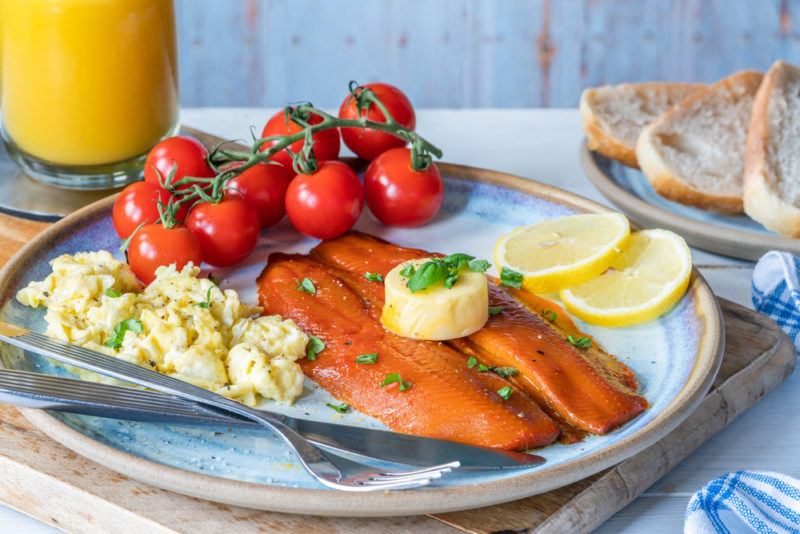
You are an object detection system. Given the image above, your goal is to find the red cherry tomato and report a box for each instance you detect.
[285,160,363,239]
[260,111,340,170]
[186,197,261,267]
[127,224,203,284]
[144,136,216,190]
[364,147,444,227]
[224,162,293,229]
[339,83,416,161]
[112,181,172,239]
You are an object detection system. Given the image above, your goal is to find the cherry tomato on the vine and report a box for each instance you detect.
[224,161,293,229]
[364,147,443,227]
[186,197,261,267]
[127,224,203,284]
[144,136,216,191]
[260,111,340,170]
[285,160,363,240]
[113,181,174,239]
[338,83,416,161]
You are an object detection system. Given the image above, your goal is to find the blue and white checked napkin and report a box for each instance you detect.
[685,471,800,533]
[752,251,800,353]
[683,251,800,533]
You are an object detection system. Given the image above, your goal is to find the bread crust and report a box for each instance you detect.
[743,61,800,237]
[635,70,764,215]
[580,83,702,169]
[580,89,640,168]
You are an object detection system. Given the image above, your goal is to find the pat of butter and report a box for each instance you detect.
[381,258,489,340]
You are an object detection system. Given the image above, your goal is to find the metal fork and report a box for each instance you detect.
[0,322,459,491]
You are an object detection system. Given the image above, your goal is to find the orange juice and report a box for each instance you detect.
[0,0,178,167]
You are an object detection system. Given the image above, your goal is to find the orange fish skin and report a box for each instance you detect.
[258,253,559,450]
[310,232,648,435]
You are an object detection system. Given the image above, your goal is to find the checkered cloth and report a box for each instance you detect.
[683,252,800,532]
[752,251,800,353]
[685,471,800,533]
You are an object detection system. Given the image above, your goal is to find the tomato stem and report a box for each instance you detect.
[160,81,442,219]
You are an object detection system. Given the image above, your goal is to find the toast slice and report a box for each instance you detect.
[636,70,763,214]
[580,82,702,168]
[743,61,800,237]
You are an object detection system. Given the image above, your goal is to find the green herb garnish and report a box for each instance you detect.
[296,278,316,294]
[493,366,519,378]
[402,254,491,293]
[355,353,378,364]
[306,336,325,360]
[105,318,143,349]
[381,373,412,391]
[195,287,214,308]
[467,356,478,368]
[477,364,494,373]
[500,267,523,289]
[364,272,384,283]
[399,264,416,278]
[567,335,592,349]
[543,310,557,322]
[326,402,350,413]
[104,288,122,298]
[497,386,513,400]
[488,305,504,316]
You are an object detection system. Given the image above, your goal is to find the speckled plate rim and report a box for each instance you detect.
[579,140,800,261]
[0,162,725,517]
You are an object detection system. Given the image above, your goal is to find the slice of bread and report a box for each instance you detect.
[580,82,702,168]
[743,61,800,237]
[635,70,763,214]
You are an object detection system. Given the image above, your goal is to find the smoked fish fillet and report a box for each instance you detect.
[310,232,648,435]
[258,253,560,450]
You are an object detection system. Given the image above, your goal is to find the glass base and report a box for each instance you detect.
[0,123,179,190]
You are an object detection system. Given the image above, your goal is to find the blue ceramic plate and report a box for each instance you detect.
[0,162,724,516]
[580,141,800,261]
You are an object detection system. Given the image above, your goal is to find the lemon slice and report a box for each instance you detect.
[559,229,692,327]
[494,213,631,293]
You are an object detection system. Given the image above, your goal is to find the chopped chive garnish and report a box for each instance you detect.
[500,267,523,289]
[488,305,504,316]
[104,288,122,298]
[477,364,494,373]
[567,335,592,349]
[467,356,478,368]
[195,287,214,308]
[543,310,557,322]
[296,278,316,294]
[497,386,513,400]
[326,402,350,413]
[306,336,325,360]
[493,366,519,378]
[364,272,384,283]
[355,353,378,364]
[381,373,412,391]
[105,318,143,349]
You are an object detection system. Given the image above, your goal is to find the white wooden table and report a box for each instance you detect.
[1,109,793,533]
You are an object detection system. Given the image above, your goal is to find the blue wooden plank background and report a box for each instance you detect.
[175,0,800,108]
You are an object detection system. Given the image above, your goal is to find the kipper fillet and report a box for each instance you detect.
[258,253,560,450]
[310,232,648,435]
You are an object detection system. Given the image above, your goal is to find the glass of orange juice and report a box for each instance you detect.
[0,0,179,190]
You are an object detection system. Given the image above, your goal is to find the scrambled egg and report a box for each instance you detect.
[16,251,309,406]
